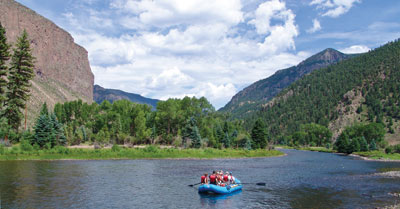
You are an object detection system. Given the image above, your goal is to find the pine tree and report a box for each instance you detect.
[40,102,49,116]
[4,30,35,131]
[33,114,51,147]
[0,22,11,110]
[251,118,267,149]
[359,136,369,152]
[191,125,202,148]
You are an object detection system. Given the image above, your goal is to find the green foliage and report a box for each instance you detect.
[0,22,11,110]
[33,104,66,148]
[0,144,4,155]
[111,144,121,152]
[251,118,267,149]
[20,139,33,152]
[335,123,384,154]
[4,30,35,131]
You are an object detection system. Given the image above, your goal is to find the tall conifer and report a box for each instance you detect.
[0,22,10,110]
[4,30,35,131]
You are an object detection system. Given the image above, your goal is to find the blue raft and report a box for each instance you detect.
[198,179,242,194]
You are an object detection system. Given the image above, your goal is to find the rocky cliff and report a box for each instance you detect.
[0,0,94,125]
[94,85,159,110]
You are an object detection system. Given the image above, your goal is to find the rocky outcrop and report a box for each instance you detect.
[0,0,94,125]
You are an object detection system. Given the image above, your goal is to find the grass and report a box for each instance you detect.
[0,145,284,161]
[276,145,335,153]
[354,150,400,161]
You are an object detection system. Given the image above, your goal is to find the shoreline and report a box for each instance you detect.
[349,153,400,163]
[0,147,286,161]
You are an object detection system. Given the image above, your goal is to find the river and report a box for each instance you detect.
[0,149,399,208]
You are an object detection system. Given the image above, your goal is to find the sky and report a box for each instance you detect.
[15,0,400,109]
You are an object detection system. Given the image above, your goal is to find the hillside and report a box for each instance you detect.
[257,39,400,144]
[0,0,94,126]
[220,48,356,118]
[94,85,159,109]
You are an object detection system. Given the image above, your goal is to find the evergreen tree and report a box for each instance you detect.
[359,136,369,152]
[350,138,360,153]
[50,113,66,146]
[369,139,377,151]
[40,102,49,116]
[191,125,202,148]
[222,132,231,148]
[251,118,267,149]
[335,131,350,153]
[0,22,10,110]
[33,114,51,147]
[4,30,35,131]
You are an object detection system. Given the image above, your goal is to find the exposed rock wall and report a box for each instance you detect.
[0,0,94,126]
[0,0,94,100]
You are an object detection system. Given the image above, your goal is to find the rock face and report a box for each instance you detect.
[94,85,159,110]
[219,48,357,118]
[0,0,94,125]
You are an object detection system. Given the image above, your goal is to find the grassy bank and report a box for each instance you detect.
[276,146,335,153]
[354,150,400,161]
[0,145,284,161]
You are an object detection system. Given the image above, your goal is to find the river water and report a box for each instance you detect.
[0,149,400,208]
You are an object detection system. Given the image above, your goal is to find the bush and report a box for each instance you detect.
[20,140,33,152]
[111,144,121,152]
[0,144,5,155]
[385,146,393,154]
[394,144,400,154]
[55,146,70,154]
[144,145,159,153]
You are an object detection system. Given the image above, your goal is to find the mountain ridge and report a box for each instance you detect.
[93,85,159,109]
[219,48,358,118]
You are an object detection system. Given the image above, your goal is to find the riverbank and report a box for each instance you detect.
[0,145,284,161]
[276,146,400,162]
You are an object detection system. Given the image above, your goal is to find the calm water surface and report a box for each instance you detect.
[1,149,400,208]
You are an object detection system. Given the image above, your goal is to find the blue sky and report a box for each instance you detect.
[15,0,400,109]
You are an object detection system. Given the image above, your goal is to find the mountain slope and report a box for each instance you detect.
[94,85,159,109]
[257,39,400,144]
[0,0,94,126]
[220,49,357,118]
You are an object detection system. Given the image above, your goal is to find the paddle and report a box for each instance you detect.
[188,182,202,187]
[239,182,266,186]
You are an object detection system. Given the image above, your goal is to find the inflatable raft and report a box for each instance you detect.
[198,179,242,194]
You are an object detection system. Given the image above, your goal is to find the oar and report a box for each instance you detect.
[239,182,266,186]
[188,182,202,187]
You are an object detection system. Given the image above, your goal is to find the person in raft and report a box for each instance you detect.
[209,171,217,185]
[229,172,236,184]
[201,173,209,184]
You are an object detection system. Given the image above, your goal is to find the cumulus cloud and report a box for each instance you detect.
[340,45,370,54]
[307,19,321,33]
[310,0,361,18]
[60,0,308,109]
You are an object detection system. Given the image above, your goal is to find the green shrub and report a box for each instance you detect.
[144,145,159,153]
[111,144,121,152]
[20,140,33,152]
[0,144,5,155]
[385,146,393,154]
[55,146,70,154]
[394,144,400,154]
[10,146,20,154]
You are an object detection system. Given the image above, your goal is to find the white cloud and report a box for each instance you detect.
[310,0,361,18]
[249,0,299,54]
[59,0,308,109]
[339,45,370,54]
[307,19,321,33]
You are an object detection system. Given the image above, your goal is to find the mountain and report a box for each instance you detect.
[0,0,94,125]
[257,39,400,144]
[93,85,159,109]
[219,48,357,118]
